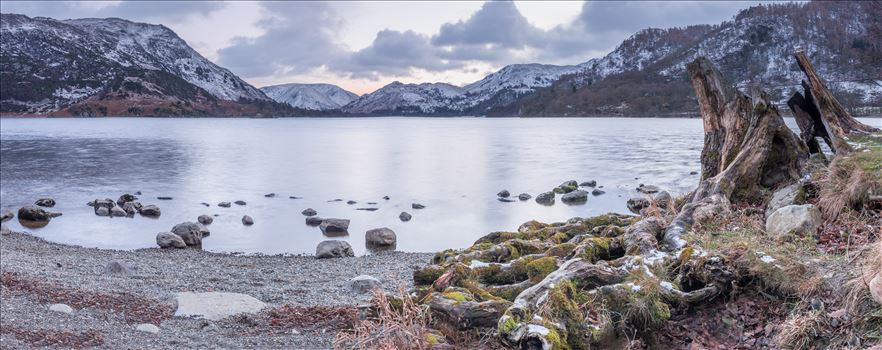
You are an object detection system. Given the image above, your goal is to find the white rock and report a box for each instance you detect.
[135,323,160,334]
[174,292,266,320]
[346,275,382,294]
[765,204,822,240]
[49,303,73,314]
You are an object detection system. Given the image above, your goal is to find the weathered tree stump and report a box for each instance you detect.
[664,57,809,250]
[788,51,880,155]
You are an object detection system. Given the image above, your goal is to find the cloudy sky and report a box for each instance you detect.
[1,1,764,94]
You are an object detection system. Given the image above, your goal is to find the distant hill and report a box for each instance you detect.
[502,1,882,117]
[260,83,358,111]
[0,13,295,117]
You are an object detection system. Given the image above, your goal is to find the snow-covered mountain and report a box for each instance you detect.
[0,13,286,116]
[510,1,881,117]
[343,64,583,115]
[260,83,358,110]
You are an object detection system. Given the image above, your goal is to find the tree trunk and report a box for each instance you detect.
[790,50,880,155]
[663,57,809,250]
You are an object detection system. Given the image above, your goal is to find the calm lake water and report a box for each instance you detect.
[0,117,738,254]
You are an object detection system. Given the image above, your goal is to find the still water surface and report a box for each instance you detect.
[1,117,713,254]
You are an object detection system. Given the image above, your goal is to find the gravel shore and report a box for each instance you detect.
[0,229,432,349]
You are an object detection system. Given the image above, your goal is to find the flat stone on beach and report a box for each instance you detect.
[174,292,266,321]
[135,323,160,334]
[49,303,73,314]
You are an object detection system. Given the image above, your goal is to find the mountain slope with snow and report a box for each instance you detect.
[260,83,358,110]
[0,13,286,116]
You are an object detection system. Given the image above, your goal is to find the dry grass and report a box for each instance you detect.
[774,310,827,350]
[817,136,882,220]
[842,240,882,344]
[333,288,434,350]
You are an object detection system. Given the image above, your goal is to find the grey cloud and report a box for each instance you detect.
[0,1,225,22]
[432,1,544,50]
[336,29,461,80]
[216,2,347,78]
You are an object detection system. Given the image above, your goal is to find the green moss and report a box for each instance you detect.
[441,288,475,303]
[545,326,569,350]
[574,237,612,262]
[526,256,558,282]
[425,333,439,345]
[546,243,577,257]
[498,315,519,334]
[413,265,446,285]
[540,279,588,349]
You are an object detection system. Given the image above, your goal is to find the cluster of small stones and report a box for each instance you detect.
[498,180,604,207]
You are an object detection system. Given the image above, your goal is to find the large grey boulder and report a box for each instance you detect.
[140,204,161,217]
[320,218,350,235]
[765,204,822,240]
[109,206,127,217]
[766,183,801,218]
[35,198,56,208]
[365,227,396,247]
[347,275,382,294]
[171,222,204,246]
[535,191,555,205]
[174,292,266,320]
[561,190,588,204]
[156,232,186,248]
[316,240,354,258]
[95,207,111,217]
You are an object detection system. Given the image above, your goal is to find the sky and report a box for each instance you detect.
[1,1,765,95]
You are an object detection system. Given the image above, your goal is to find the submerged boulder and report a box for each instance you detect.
[34,198,56,208]
[242,215,254,226]
[197,215,213,225]
[156,232,186,248]
[18,205,61,228]
[366,227,396,247]
[320,219,350,235]
[765,204,822,240]
[306,216,324,226]
[517,193,532,201]
[580,180,597,187]
[316,240,354,258]
[561,190,589,204]
[218,202,232,208]
[591,189,606,196]
[535,191,555,205]
[140,205,161,217]
[412,203,426,209]
[553,180,579,194]
[497,190,510,198]
[636,184,660,194]
[399,212,412,222]
[302,208,317,217]
[122,201,142,216]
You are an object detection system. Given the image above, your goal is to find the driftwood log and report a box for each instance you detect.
[787,51,880,155]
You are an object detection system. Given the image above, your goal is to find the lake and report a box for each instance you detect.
[1,117,721,254]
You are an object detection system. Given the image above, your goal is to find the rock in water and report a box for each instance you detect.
[302,208,317,216]
[198,215,213,225]
[399,212,412,222]
[365,227,396,247]
[412,203,426,209]
[122,201,142,216]
[579,180,597,187]
[765,204,822,240]
[242,215,254,226]
[636,184,660,194]
[156,232,186,248]
[140,205,161,217]
[1,209,14,223]
[498,198,516,203]
[347,275,382,294]
[95,207,111,217]
[117,194,136,206]
[517,193,532,201]
[264,193,276,198]
[591,189,606,196]
[497,190,510,198]
[561,190,588,204]
[135,323,160,334]
[382,196,390,200]
[49,303,73,314]
[171,222,205,246]
[554,180,578,194]
[535,191,555,205]
[157,196,173,200]
[34,198,56,207]
[109,206,127,217]
[234,200,247,206]
[305,216,324,226]
[627,197,651,214]
[766,182,801,218]
[654,191,672,209]
[320,219,350,235]
[174,292,266,321]
[17,205,60,228]
[316,240,354,258]
[105,260,133,274]
[347,200,357,205]
[218,202,231,208]
[201,202,211,207]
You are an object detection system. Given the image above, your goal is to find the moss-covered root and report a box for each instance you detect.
[499,259,628,348]
[428,291,512,330]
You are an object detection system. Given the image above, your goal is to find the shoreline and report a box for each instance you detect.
[0,229,432,348]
